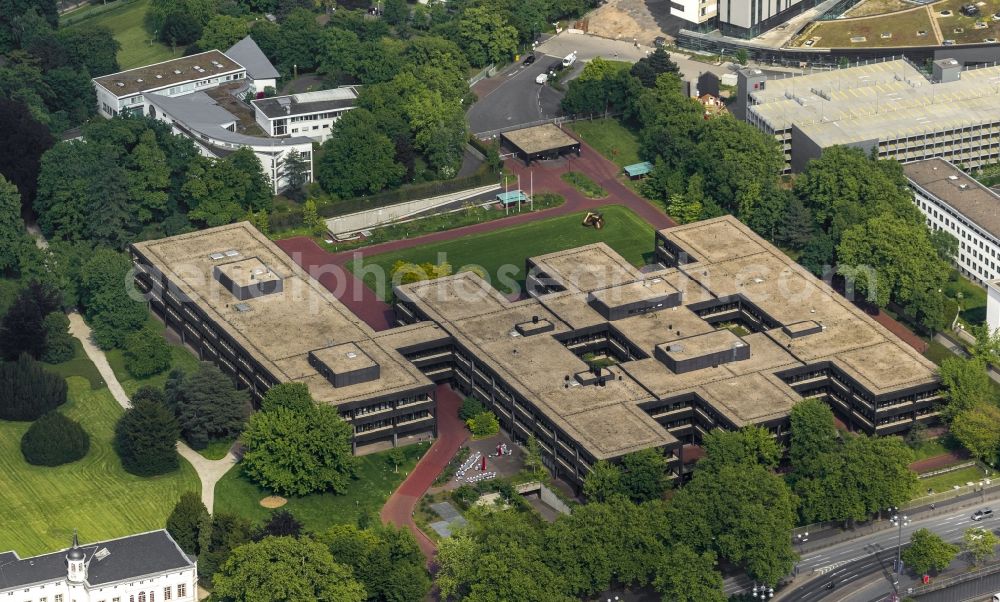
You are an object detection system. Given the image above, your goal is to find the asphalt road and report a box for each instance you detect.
[775,503,1000,602]
[466,54,567,136]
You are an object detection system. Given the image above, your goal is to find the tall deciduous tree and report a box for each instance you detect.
[582,460,623,503]
[653,545,725,602]
[261,382,314,413]
[123,327,172,378]
[789,398,838,478]
[241,399,356,496]
[0,98,54,205]
[902,528,958,575]
[79,248,147,349]
[667,463,797,585]
[213,536,366,602]
[317,109,405,198]
[114,397,180,476]
[951,403,1000,462]
[963,527,998,565]
[319,524,431,602]
[837,214,947,309]
[199,16,249,52]
[939,358,994,420]
[621,448,671,502]
[456,6,518,67]
[699,426,782,473]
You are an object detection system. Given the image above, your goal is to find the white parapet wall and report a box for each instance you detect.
[324,184,501,236]
[987,279,1000,333]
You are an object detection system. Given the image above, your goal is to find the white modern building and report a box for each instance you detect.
[903,158,1000,286]
[252,87,360,143]
[92,37,315,193]
[225,36,279,95]
[144,92,313,194]
[93,50,246,119]
[0,530,197,602]
[670,0,718,26]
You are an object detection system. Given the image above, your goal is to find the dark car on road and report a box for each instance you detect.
[523,54,536,65]
[973,508,994,521]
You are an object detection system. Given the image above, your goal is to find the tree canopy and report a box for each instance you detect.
[114,397,180,476]
[241,392,356,496]
[169,362,249,449]
[902,528,959,575]
[213,536,367,602]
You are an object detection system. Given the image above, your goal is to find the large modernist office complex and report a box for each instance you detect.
[671,0,818,38]
[91,38,359,193]
[737,58,1000,173]
[134,218,939,483]
[0,530,196,602]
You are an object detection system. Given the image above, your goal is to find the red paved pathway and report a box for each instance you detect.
[909,449,971,475]
[380,385,468,563]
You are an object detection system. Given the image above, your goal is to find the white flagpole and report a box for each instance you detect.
[517,174,522,213]
[530,171,534,211]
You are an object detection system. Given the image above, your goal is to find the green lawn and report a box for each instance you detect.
[919,465,990,493]
[43,337,106,390]
[63,0,178,69]
[352,205,658,300]
[0,378,200,557]
[568,118,642,168]
[215,442,430,532]
[924,339,959,366]
[944,273,988,326]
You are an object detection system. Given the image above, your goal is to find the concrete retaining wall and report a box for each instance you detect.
[324,183,500,235]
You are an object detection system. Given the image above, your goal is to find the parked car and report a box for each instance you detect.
[961,3,980,16]
[523,54,536,65]
[972,508,994,521]
[535,72,549,84]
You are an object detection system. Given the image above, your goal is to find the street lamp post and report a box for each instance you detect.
[751,583,774,599]
[795,531,809,553]
[888,507,910,588]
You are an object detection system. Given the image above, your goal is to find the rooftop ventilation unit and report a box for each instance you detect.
[116,82,125,87]
[156,74,163,79]
[208,252,226,260]
[174,69,182,74]
[234,302,252,312]
[949,175,959,180]
[224,250,240,257]
[93,548,111,561]
[346,351,358,359]
[136,78,143,83]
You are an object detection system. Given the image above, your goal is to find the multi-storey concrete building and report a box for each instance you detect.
[129,223,439,454]
[737,58,1000,173]
[0,530,196,602]
[904,158,1000,285]
[135,217,940,483]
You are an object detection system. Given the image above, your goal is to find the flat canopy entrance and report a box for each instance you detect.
[500,123,581,165]
[496,190,528,205]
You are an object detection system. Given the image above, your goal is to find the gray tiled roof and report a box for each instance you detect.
[0,530,194,592]
[226,36,280,80]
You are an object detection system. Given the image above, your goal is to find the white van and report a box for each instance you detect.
[991,593,1000,602]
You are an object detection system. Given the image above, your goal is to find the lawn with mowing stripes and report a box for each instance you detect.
[105,318,201,398]
[352,205,657,301]
[0,377,199,557]
[63,0,178,70]
[215,442,430,531]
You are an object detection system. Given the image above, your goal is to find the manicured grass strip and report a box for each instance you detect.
[105,317,201,397]
[43,337,106,390]
[353,205,657,300]
[923,339,958,366]
[568,118,642,168]
[64,0,178,70]
[215,443,429,531]
[0,378,200,557]
[919,465,991,493]
[560,171,607,199]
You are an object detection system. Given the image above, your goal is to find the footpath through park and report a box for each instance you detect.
[66,312,237,512]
